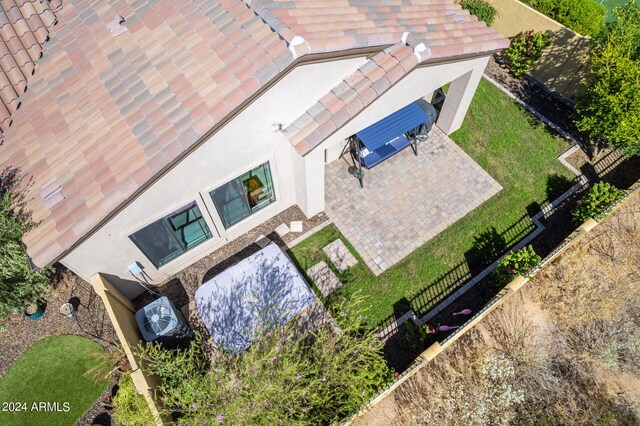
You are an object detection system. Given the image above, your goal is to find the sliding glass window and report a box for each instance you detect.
[210,162,276,229]
[130,202,212,268]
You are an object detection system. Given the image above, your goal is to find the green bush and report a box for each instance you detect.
[112,373,156,426]
[138,293,393,425]
[575,1,640,157]
[503,30,550,77]
[523,0,606,36]
[572,182,626,224]
[460,0,498,26]
[495,245,541,284]
[404,321,433,350]
[0,168,51,318]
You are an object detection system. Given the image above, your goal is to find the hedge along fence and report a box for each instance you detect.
[91,274,169,426]
[347,177,640,424]
[488,0,591,101]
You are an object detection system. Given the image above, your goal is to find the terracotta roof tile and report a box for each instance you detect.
[282,43,418,156]
[0,0,294,267]
[1,0,508,268]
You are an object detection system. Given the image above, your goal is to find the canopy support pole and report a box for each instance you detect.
[354,138,364,188]
[341,137,365,188]
[409,127,418,156]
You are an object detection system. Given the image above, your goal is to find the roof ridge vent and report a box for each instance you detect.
[288,36,310,59]
[401,32,432,63]
[105,14,127,37]
[44,0,64,13]
[40,178,64,209]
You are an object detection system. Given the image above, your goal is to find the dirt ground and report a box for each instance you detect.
[355,193,640,425]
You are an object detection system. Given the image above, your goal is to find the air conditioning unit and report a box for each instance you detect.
[135,297,192,348]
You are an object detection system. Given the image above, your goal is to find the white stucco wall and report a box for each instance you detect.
[322,56,489,164]
[61,57,365,298]
[61,53,489,299]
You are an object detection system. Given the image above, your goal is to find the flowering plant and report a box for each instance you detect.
[137,292,393,424]
[503,30,550,77]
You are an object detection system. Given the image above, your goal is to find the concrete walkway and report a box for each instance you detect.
[324,126,502,275]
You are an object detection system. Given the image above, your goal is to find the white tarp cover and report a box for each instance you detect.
[195,243,315,354]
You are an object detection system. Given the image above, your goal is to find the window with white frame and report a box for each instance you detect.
[129,202,212,268]
[210,162,276,229]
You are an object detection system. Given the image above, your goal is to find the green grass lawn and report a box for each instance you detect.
[290,78,574,327]
[0,335,108,426]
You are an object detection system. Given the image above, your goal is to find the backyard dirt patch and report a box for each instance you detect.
[485,56,585,143]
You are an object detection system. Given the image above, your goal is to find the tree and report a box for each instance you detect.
[460,0,498,27]
[0,167,51,317]
[138,293,393,425]
[575,1,640,157]
[524,0,606,36]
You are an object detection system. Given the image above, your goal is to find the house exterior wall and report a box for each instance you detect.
[61,58,365,298]
[321,55,490,165]
[61,54,489,299]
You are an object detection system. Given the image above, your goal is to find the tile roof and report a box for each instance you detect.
[251,0,509,58]
[0,0,60,139]
[0,0,508,268]
[284,43,419,155]
[2,0,292,268]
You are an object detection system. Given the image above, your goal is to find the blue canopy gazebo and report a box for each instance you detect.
[345,101,436,188]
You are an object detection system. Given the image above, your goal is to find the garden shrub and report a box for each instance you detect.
[112,372,156,426]
[523,0,606,36]
[572,181,626,224]
[404,321,433,350]
[460,0,498,26]
[575,1,640,157]
[138,293,393,425]
[503,30,550,77]
[495,245,541,284]
[0,167,51,318]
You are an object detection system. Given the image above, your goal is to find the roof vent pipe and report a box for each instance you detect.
[105,14,127,37]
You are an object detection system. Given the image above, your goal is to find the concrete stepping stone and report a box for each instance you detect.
[255,235,271,248]
[322,239,358,273]
[290,220,303,233]
[306,261,342,297]
[275,223,290,237]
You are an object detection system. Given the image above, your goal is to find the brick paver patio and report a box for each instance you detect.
[306,261,342,297]
[324,126,502,275]
[323,239,358,273]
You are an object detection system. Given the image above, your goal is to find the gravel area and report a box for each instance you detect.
[134,205,327,310]
[0,269,117,377]
[79,372,121,426]
[0,267,119,425]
